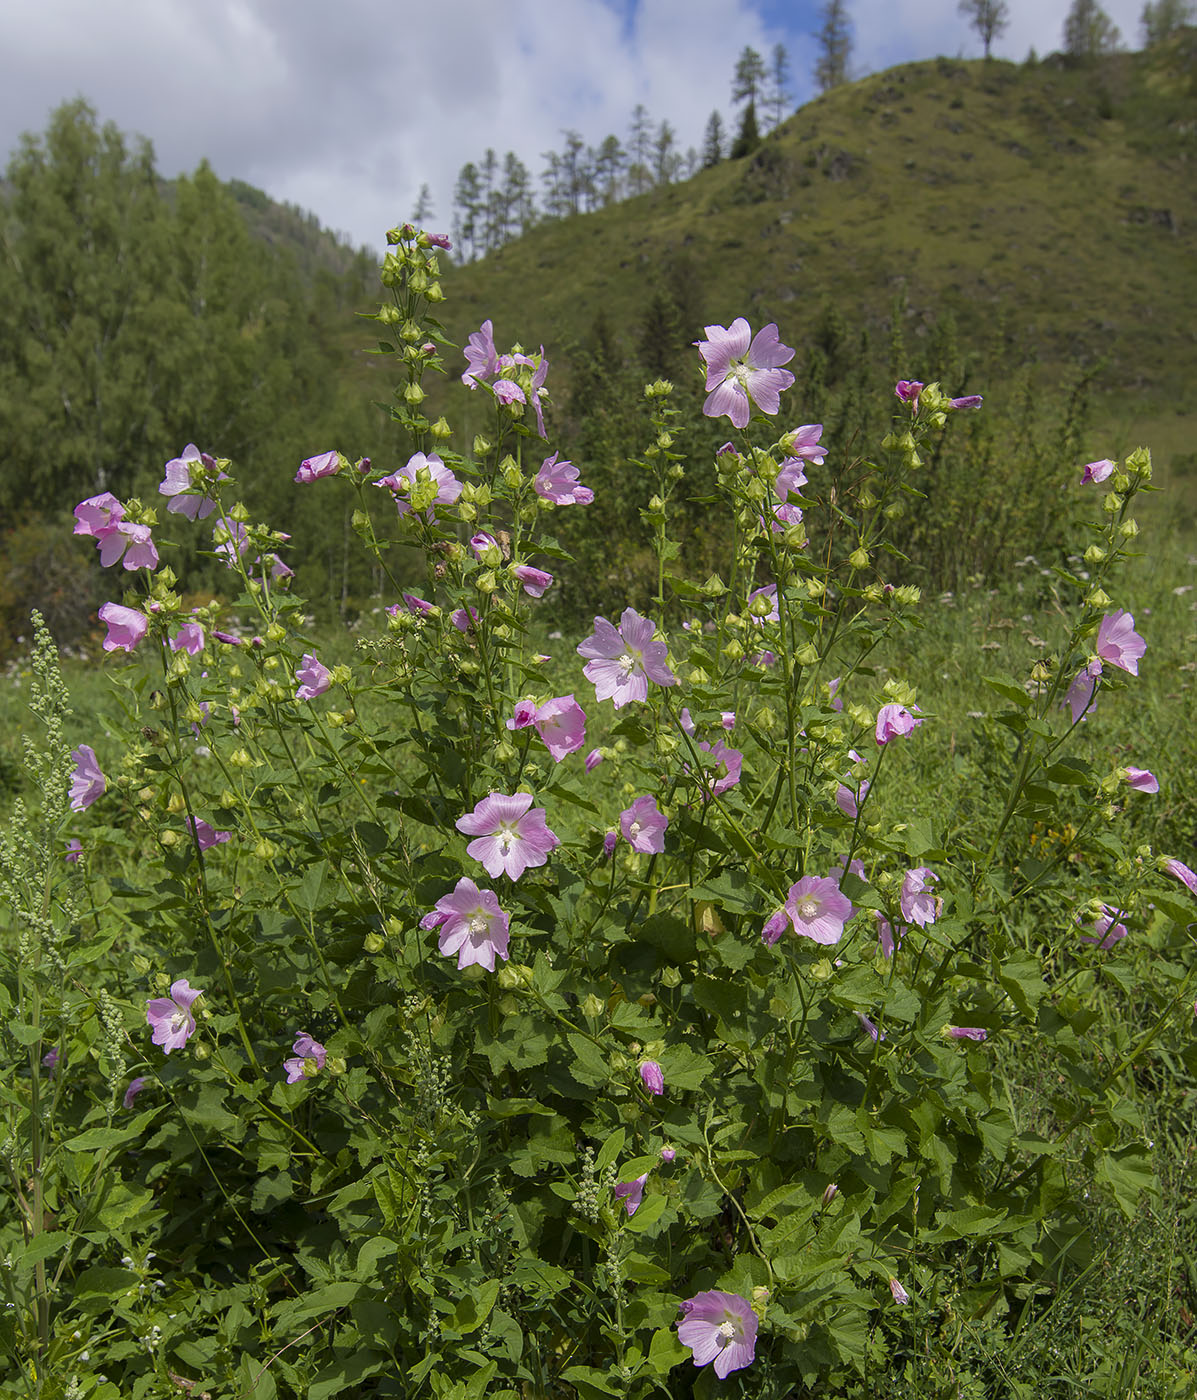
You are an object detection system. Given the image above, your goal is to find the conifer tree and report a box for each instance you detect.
[766,43,792,131]
[730,101,762,159]
[958,0,1009,57]
[501,152,535,238]
[627,104,653,196]
[814,0,854,93]
[1063,0,1122,57]
[452,161,482,259]
[653,121,680,184]
[702,110,726,168]
[594,135,625,205]
[412,183,434,223]
[1140,0,1194,43]
[732,47,767,108]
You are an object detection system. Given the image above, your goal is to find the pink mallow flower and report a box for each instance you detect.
[160,444,225,519]
[621,795,668,854]
[836,777,869,819]
[98,602,148,653]
[69,745,106,811]
[894,381,924,411]
[186,817,231,852]
[889,1278,911,1305]
[877,913,902,958]
[97,520,158,572]
[295,654,331,701]
[585,748,604,773]
[1096,610,1146,675]
[784,423,825,464]
[534,453,593,505]
[1123,767,1158,793]
[763,875,856,946]
[462,319,500,387]
[1164,858,1197,898]
[770,458,808,532]
[283,1031,327,1083]
[146,978,203,1054]
[1079,905,1129,950]
[640,1060,664,1096]
[695,319,795,430]
[614,1173,648,1217]
[578,608,677,708]
[698,740,742,796]
[900,868,940,928]
[513,565,553,598]
[947,1027,988,1041]
[507,699,539,730]
[421,876,511,970]
[376,452,462,519]
[295,451,342,483]
[456,793,559,880]
[74,492,124,538]
[677,1291,758,1380]
[170,621,205,656]
[875,704,924,745]
[1065,663,1101,724]
[1081,458,1116,484]
[533,695,587,762]
[123,1077,146,1109]
[65,838,82,864]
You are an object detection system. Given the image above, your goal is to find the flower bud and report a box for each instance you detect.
[822,1182,839,1206]
[431,417,451,439]
[1119,518,1139,538]
[1086,588,1112,609]
[363,932,385,954]
[403,382,426,405]
[580,993,605,1020]
[848,548,869,570]
[1084,545,1106,565]
[473,435,491,456]
[193,1041,211,1060]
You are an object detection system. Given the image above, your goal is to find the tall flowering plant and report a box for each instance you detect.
[15,224,1192,1400]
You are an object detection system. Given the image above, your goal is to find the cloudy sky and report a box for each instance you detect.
[0,0,1148,253]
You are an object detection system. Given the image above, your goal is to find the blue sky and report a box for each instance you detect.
[0,0,1150,252]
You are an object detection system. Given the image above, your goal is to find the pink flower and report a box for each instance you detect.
[456,792,559,880]
[1079,904,1129,950]
[376,452,462,519]
[399,593,434,616]
[875,704,923,745]
[836,777,869,819]
[721,711,736,729]
[764,875,856,946]
[42,1047,60,1075]
[698,740,742,796]
[949,395,983,410]
[784,423,825,464]
[828,677,843,712]
[493,378,526,406]
[603,831,618,858]
[1096,610,1146,676]
[1123,767,1158,793]
[186,817,231,852]
[74,492,124,538]
[64,838,82,864]
[507,699,539,730]
[452,607,479,632]
[639,1060,664,1095]
[98,602,148,653]
[69,744,106,811]
[462,319,500,387]
[283,1031,327,1083]
[857,1012,883,1042]
[578,608,677,708]
[97,520,158,571]
[469,531,500,561]
[1164,858,1197,897]
[876,913,902,958]
[146,978,203,1054]
[614,1173,648,1217]
[160,445,225,519]
[513,565,553,598]
[170,621,205,656]
[900,868,940,928]
[123,1077,146,1109]
[620,795,668,854]
[426,232,451,249]
[295,654,331,700]
[534,453,593,505]
[948,1026,988,1041]
[421,876,511,970]
[585,749,604,773]
[295,450,342,483]
[1065,665,1099,724]
[770,458,808,532]
[1081,458,1115,484]
[677,1290,758,1379]
[661,1145,677,1162]
[889,1278,911,1305]
[695,319,795,429]
[894,381,923,411]
[533,695,587,762]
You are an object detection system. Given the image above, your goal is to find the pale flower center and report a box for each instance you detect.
[798,898,820,921]
[467,912,489,937]
[170,1009,189,1032]
[497,821,518,853]
[619,649,641,677]
[717,1319,738,1346]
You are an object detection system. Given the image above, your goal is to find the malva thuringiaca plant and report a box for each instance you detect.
[1,222,1194,1400]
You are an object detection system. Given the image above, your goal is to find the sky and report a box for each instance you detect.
[0,0,1150,254]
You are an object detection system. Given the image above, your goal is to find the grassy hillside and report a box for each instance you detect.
[428,39,1196,497]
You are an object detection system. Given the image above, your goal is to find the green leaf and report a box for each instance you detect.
[595,1127,626,1174]
[452,1278,501,1334]
[1096,1144,1155,1220]
[647,1325,689,1374]
[625,1193,668,1232]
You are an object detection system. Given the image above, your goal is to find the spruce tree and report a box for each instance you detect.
[814,0,854,93]
[766,44,792,131]
[702,110,725,168]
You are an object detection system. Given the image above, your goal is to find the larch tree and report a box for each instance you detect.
[814,0,854,93]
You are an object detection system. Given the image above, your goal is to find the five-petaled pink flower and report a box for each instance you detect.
[621,795,668,854]
[900,868,940,927]
[98,602,148,653]
[295,653,331,701]
[456,793,559,880]
[697,740,743,796]
[877,913,902,958]
[186,817,231,852]
[894,381,924,411]
[170,621,205,656]
[534,453,593,505]
[614,1173,648,1217]
[96,520,159,572]
[533,695,587,762]
[421,876,512,969]
[462,319,500,387]
[640,1060,664,1096]
[283,1031,327,1083]
[677,1290,758,1379]
[376,452,462,519]
[764,875,856,946]
[875,704,924,745]
[1095,610,1146,676]
[513,565,553,598]
[1079,904,1128,950]
[1081,458,1115,484]
[146,978,203,1054]
[695,319,795,430]
[74,492,124,539]
[578,608,677,708]
[1123,767,1158,793]
[69,744,106,811]
[160,445,226,519]
[1164,858,1197,898]
[295,451,342,483]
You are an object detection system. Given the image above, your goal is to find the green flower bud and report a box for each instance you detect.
[581,993,605,1020]
[848,548,869,570]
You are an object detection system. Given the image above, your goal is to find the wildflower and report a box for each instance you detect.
[620,795,668,854]
[858,1012,883,1042]
[697,740,742,796]
[513,564,554,598]
[1065,664,1100,723]
[676,1290,758,1379]
[42,1047,59,1075]
[283,1032,327,1083]
[640,1060,665,1095]
[949,394,983,410]
[99,601,150,653]
[876,913,902,958]
[1079,904,1129,950]
[170,621,205,656]
[375,452,462,519]
[585,748,604,773]
[295,450,342,483]
[695,318,795,429]
[421,876,511,969]
[74,492,125,538]
[782,423,825,464]
[295,654,331,701]
[578,608,677,708]
[1123,767,1158,793]
[900,868,940,928]
[185,818,231,852]
[533,695,587,762]
[65,838,82,864]
[452,606,479,632]
[875,703,923,745]
[123,1077,146,1109]
[493,378,526,406]
[661,1145,677,1162]
[836,777,869,819]
[1163,858,1197,897]
[97,520,159,571]
[889,1278,911,1305]
[770,458,808,532]
[69,745,106,811]
[426,232,451,249]
[469,531,500,562]
[764,875,856,946]
[603,830,618,858]
[462,319,500,387]
[160,445,225,519]
[614,1173,648,1217]
[947,1026,988,1041]
[456,792,559,880]
[507,699,539,730]
[399,593,434,616]
[1081,458,1116,484]
[746,583,780,623]
[894,381,924,410]
[1095,610,1146,675]
[146,978,203,1054]
[534,452,593,505]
